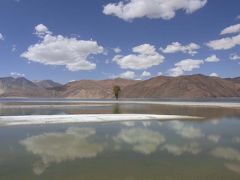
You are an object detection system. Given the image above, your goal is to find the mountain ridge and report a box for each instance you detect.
[34,80,62,89]
[0,75,239,98]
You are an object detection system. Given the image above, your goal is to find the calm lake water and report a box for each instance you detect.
[0,99,240,179]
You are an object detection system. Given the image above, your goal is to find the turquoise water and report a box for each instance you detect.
[0,100,239,179]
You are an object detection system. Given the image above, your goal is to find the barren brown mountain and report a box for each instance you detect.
[0,77,52,97]
[56,78,138,98]
[34,80,62,89]
[121,74,240,98]
[225,77,240,84]
[0,75,240,98]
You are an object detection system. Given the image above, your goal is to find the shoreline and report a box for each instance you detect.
[1,100,240,108]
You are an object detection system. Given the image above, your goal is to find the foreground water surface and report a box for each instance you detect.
[0,99,240,180]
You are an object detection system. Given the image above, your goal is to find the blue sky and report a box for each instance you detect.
[0,0,239,83]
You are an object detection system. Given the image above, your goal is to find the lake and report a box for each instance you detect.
[0,99,240,179]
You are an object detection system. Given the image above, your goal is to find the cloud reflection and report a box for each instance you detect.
[115,128,165,155]
[207,134,221,143]
[210,147,240,161]
[20,127,103,175]
[225,163,240,174]
[121,121,136,127]
[232,137,240,144]
[142,121,152,127]
[168,121,204,139]
[162,143,201,156]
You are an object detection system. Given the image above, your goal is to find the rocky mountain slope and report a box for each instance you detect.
[34,80,62,89]
[56,78,138,98]
[0,77,53,97]
[0,75,239,98]
[225,77,240,84]
[121,74,240,98]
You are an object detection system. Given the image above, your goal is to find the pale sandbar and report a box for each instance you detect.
[0,114,202,126]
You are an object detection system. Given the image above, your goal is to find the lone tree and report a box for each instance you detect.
[113,85,121,100]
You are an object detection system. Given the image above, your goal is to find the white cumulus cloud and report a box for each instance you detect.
[113,44,164,70]
[220,24,240,35]
[11,44,17,52]
[119,71,136,79]
[141,71,151,78]
[113,47,122,53]
[157,72,163,76]
[10,72,25,78]
[161,42,200,55]
[207,34,240,50]
[230,53,240,60]
[34,24,52,37]
[0,33,4,41]
[205,54,220,62]
[103,0,207,21]
[168,59,204,76]
[209,73,219,77]
[21,24,104,71]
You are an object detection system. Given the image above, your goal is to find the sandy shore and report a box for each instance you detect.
[0,114,202,126]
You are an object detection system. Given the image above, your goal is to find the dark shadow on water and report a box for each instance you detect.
[112,104,121,114]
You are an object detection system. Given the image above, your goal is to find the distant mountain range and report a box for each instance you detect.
[0,77,52,97]
[0,74,240,98]
[34,80,62,89]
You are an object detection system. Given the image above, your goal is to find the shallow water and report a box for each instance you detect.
[0,100,240,179]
